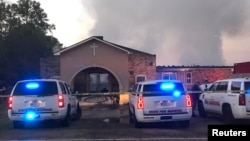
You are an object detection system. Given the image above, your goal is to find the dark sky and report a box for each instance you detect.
[82,0,250,66]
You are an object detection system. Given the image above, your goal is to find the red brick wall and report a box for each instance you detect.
[156,67,233,90]
[128,52,156,88]
[233,62,250,74]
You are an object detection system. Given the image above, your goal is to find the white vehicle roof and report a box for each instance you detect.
[214,77,250,82]
[16,79,62,83]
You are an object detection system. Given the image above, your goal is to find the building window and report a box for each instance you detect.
[162,72,177,80]
[136,75,146,83]
[186,72,192,84]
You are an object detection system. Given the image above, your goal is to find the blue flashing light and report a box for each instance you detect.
[160,83,175,91]
[25,111,37,120]
[25,82,39,89]
[173,90,181,98]
[246,88,250,94]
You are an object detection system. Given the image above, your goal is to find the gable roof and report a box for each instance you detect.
[54,36,155,56]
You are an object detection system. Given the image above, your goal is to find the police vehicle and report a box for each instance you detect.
[198,77,250,124]
[128,80,192,128]
[7,79,82,129]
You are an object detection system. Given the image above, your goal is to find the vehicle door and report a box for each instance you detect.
[203,82,220,112]
[244,81,250,112]
[129,84,141,112]
[64,82,77,114]
[211,81,228,114]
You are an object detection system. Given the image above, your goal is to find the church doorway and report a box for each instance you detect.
[72,67,119,94]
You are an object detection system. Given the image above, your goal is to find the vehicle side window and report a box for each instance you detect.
[131,84,138,95]
[63,83,70,94]
[67,84,73,94]
[231,81,241,93]
[244,82,250,94]
[209,82,219,92]
[216,81,228,93]
[138,84,142,92]
[132,84,138,92]
[59,82,67,94]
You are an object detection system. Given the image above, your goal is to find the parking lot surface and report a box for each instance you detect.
[0,96,226,141]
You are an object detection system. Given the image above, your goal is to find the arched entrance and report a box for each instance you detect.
[72,67,119,94]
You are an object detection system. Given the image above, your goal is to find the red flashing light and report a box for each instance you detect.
[137,96,144,109]
[58,94,65,108]
[8,96,13,109]
[186,94,192,107]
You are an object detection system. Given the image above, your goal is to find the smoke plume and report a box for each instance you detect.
[82,0,249,65]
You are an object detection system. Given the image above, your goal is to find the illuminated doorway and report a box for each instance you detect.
[73,67,119,94]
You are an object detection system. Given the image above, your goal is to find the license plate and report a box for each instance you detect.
[25,100,45,107]
[155,100,175,108]
[52,113,58,117]
[160,116,172,120]
[160,100,173,106]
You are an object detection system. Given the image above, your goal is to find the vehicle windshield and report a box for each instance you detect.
[143,82,185,96]
[13,81,58,96]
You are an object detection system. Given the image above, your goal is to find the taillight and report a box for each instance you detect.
[186,94,192,107]
[239,94,245,106]
[137,96,144,109]
[58,94,65,108]
[8,96,13,109]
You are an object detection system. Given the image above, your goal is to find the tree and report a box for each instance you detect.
[0,0,62,86]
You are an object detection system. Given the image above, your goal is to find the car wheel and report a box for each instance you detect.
[198,101,207,118]
[61,106,71,127]
[128,107,133,124]
[13,121,25,129]
[223,105,234,124]
[133,111,142,128]
[180,120,190,128]
[73,103,82,121]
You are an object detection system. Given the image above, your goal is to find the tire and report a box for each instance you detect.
[180,120,190,128]
[61,106,71,127]
[13,121,25,129]
[198,101,207,118]
[133,112,142,128]
[73,103,82,121]
[223,105,234,124]
[128,107,133,124]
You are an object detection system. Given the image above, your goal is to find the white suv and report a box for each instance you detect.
[7,79,82,129]
[129,80,192,128]
[198,77,250,124]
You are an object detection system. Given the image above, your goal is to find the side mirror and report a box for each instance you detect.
[203,84,208,91]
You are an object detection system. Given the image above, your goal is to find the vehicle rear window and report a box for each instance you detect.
[244,82,250,94]
[143,82,185,96]
[13,81,58,96]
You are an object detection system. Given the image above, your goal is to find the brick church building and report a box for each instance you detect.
[40,36,233,93]
[40,36,156,93]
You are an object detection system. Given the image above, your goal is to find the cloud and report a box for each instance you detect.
[82,0,250,65]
